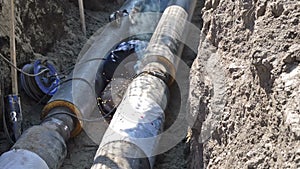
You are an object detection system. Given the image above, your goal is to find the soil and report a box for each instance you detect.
[0,0,202,169]
[0,0,299,169]
[188,0,300,168]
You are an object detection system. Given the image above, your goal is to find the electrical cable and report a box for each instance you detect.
[27,77,117,123]
[45,77,117,122]
[48,57,108,78]
[1,79,15,144]
[70,57,108,72]
[44,106,117,122]
[0,50,122,144]
[21,56,108,114]
[2,75,115,144]
[0,52,123,127]
[0,53,49,77]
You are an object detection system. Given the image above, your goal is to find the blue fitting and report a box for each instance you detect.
[20,60,60,102]
[33,60,60,96]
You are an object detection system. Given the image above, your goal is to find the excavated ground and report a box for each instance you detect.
[0,0,202,168]
[188,0,300,168]
[0,1,118,168]
[1,0,299,169]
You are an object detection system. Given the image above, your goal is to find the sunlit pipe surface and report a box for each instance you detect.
[91,0,197,169]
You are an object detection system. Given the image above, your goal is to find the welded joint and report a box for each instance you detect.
[134,69,170,86]
[42,117,72,141]
[42,101,83,137]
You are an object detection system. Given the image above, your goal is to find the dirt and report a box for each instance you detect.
[0,0,201,169]
[0,0,117,168]
[1,0,299,169]
[188,0,300,168]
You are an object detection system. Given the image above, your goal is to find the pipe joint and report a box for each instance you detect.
[11,125,67,169]
[135,69,170,86]
[42,101,83,137]
[42,114,73,141]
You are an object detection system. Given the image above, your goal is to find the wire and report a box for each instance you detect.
[1,51,118,122]
[1,52,107,78]
[25,77,78,114]
[1,79,15,144]
[27,76,117,122]
[0,53,49,77]
[48,57,107,78]
[23,55,109,114]
[53,77,118,122]
[44,106,117,122]
[2,101,15,144]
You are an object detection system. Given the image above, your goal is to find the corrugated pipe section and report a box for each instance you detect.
[91,0,197,168]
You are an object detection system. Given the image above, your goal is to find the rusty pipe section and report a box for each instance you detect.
[91,0,197,168]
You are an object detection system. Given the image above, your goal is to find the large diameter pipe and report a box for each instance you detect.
[0,110,74,169]
[92,1,196,168]
[0,149,49,169]
[41,13,132,139]
[42,0,172,140]
[141,0,197,80]
[92,74,169,169]
[0,14,118,168]
[0,29,114,169]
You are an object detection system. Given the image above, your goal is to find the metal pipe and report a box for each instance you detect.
[0,108,74,169]
[91,0,196,168]
[0,149,49,169]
